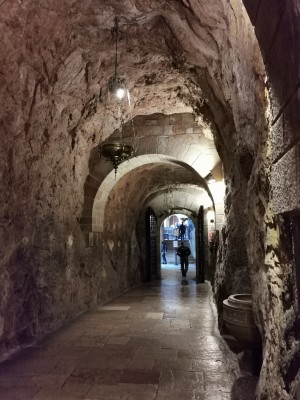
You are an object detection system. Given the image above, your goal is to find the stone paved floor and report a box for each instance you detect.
[0,264,240,400]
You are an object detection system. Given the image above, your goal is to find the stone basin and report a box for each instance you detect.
[223,294,261,347]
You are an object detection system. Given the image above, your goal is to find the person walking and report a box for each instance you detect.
[177,242,191,277]
[161,240,167,264]
[179,222,186,241]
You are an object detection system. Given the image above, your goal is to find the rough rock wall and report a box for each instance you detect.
[211,0,300,398]
[247,129,300,399]
[241,1,300,398]
[102,167,148,290]
[202,0,266,321]
[102,163,185,286]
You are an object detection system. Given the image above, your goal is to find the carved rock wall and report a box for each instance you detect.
[241,1,300,398]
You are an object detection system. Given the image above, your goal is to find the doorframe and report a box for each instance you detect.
[145,207,157,281]
[196,205,205,283]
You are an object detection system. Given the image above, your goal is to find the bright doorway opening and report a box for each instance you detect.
[160,214,196,267]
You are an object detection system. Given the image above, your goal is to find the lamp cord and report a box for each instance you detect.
[127,90,137,155]
[114,17,118,77]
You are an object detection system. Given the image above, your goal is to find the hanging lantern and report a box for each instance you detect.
[98,142,134,178]
[98,17,135,177]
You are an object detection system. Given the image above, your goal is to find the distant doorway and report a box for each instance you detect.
[160,214,196,270]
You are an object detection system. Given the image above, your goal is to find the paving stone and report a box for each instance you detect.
[120,368,161,384]
[111,296,146,303]
[66,368,123,385]
[107,336,132,345]
[161,334,191,349]
[146,312,164,319]
[0,357,58,375]
[109,327,135,337]
[0,266,243,399]
[156,388,205,400]
[60,381,92,396]
[125,313,147,320]
[22,345,64,358]
[96,344,137,359]
[25,373,69,388]
[132,347,177,361]
[129,332,165,347]
[0,374,31,386]
[153,358,193,371]
[0,386,40,400]
[192,358,229,373]
[204,371,235,386]
[130,319,158,331]
[97,306,131,311]
[72,335,107,347]
[31,387,84,399]
[126,358,155,370]
[86,382,158,399]
[159,369,205,391]
[78,357,129,370]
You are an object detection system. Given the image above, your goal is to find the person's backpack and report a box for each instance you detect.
[179,247,190,257]
[185,248,191,257]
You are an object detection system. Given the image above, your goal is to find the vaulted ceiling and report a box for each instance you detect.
[1,0,263,255]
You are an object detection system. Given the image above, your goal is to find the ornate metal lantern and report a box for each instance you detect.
[98,142,134,177]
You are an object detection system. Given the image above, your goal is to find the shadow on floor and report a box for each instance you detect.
[231,376,258,400]
[180,279,190,286]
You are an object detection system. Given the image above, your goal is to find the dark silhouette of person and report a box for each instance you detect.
[161,241,167,264]
[179,222,186,241]
[177,242,191,277]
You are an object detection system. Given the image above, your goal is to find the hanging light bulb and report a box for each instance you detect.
[108,75,126,101]
[116,87,125,100]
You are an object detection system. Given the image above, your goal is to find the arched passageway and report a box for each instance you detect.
[1,1,300,399]
[79,113,224,292]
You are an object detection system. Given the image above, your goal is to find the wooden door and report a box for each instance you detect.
[146,207,157,281]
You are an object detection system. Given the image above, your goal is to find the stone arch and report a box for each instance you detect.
[80,109,221,245]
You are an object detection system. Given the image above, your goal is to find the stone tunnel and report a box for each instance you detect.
[0,1,300,399]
